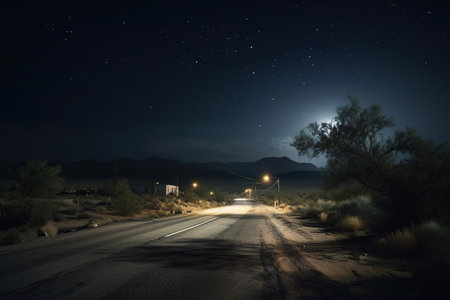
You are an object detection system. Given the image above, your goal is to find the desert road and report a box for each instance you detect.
[0,199,417,299]
[0,198,287,299]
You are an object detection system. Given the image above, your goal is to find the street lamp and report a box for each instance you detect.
[192,182,198,188]
[262,174,280,208]
[244,188,252,198]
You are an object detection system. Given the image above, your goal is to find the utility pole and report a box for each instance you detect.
[277,178,281,208]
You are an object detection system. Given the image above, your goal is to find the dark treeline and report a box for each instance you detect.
[292,96,450,230]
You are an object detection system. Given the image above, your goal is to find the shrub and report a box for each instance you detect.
[0,228,21,245]
[4,198,57,228]
[112,193,144,216]
[301,198,335,218]
[374,227,417,255]
[16,160,64,197]
[145,199,163,210]
[413,222,450,293]
[105,178,144,216]
[183,189,202,203]
[416,221,449,257]
[338,216,364,231]
[292,98,450,228]
[318,212,328,223]
[335,195,379,227]
[105,178,132,197]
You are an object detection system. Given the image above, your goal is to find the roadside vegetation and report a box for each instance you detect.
[0,161,233,245]
[259,97,450,289]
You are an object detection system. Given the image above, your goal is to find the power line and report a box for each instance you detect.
[259,179,278,191]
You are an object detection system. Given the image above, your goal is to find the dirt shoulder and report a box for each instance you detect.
[258,204,422,299]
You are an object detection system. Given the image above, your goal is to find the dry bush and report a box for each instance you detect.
[374,227,417,255]
[145,199,163,210]
[300,198,335,218]
[280,204,293,213]
[156,209,171,217]
[318,211,328,223]
[338,215,364,231]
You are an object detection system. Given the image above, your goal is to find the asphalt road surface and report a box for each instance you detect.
[1,199,305,299]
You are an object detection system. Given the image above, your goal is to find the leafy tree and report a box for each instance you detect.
[16,160,64,197]
[105,178,133,198]
[291,97,449,227]
[105,178,144,216]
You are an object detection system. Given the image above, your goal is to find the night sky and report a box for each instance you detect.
[2,1,450,167]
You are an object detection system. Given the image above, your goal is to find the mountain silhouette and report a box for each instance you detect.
[0,157,323,191]
[53,156,316,179]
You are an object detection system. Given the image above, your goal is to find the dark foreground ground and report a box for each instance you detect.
[0,199,429,299]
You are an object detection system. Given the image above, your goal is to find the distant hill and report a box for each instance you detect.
[0,157,323,191]
[54,156,316,179]
[207,156,317,178]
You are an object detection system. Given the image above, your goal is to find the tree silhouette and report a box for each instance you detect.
[292,97,449,227]
[16,160,64,197]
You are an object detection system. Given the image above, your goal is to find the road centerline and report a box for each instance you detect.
[164,217,219,238]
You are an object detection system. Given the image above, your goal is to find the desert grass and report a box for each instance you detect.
[374,227,417,255]
[318,211,328,223]
[338,215,365,231]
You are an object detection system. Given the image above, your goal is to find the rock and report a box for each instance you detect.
[358,252,368,262]
[37,229,48,237]
[88,221,99,228]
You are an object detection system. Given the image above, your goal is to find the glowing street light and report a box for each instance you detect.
[262,174,281,208]
[209,191,214,196]
[192,182,198,188]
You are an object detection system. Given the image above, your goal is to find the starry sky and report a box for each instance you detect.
[1,1,450,167]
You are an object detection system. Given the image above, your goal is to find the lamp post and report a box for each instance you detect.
[263,174,280,208]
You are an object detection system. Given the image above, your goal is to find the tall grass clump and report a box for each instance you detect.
[338,216,365,232]
[295,193,377,230]
[374,227,417,255]
[318,211,328,223]
[334,195,379,227]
